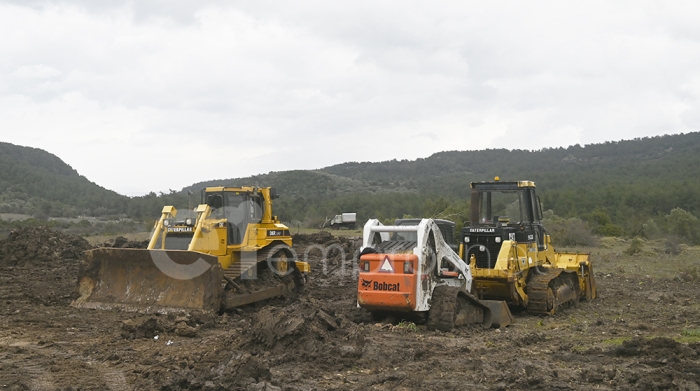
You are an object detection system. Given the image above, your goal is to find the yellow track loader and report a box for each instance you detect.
[459,179,596,315]
[72,187,309,313]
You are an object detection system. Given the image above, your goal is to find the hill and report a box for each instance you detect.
[185,132,700,238]
[3,132,700,242]
[0,142,129,218]
[189,134,700,195]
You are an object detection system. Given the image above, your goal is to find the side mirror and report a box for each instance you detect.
[270,187,279,199]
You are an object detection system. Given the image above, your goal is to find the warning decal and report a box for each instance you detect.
[379,256,394,273]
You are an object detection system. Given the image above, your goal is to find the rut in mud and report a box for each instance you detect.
[1,227,700,390]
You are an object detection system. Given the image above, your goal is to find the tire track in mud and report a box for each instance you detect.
[49,346,131,391]
[0,357,56,391]
[102,367,130,391]
[0,340,130,390]
[16,363,55,391]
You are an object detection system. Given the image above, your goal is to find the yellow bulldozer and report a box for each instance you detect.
[72,186,309,312]
[459,178,597,315]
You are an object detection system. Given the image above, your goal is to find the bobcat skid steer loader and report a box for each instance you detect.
[357,219,512,331]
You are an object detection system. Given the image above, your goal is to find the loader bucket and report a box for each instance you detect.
[480,300,514,328]
[71,248,223,312]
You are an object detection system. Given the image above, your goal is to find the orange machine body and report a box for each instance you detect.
[357,253,419,312]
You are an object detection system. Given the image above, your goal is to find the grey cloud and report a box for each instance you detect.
[1,0,220,24]
[1,1,700,194]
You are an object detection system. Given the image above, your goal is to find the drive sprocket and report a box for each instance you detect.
[526,268,578,315]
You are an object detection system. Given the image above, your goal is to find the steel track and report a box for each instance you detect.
[526,268,577,315]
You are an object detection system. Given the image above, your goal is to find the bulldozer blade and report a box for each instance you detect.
[457,290,512,329]
[555,284,578,310]
[221,280,296,310]
[480,300,514,328]
[71,248,223,313]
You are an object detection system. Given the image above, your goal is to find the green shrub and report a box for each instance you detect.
[624,237,644,255]
[641,219,662,239]
[678,266,698,282]
[543,212,599,247]
[664,235,683,255]
[597,224,623,237]
[666,208,700,244]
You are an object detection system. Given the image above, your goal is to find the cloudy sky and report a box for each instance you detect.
[1,1,699,196]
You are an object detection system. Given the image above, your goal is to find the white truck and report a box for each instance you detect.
[328,212,357,230]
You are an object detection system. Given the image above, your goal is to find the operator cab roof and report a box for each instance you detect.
[470,180,536,190]
[394,218,456,227]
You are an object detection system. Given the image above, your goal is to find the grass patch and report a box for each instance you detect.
[589,238,700,279]
[602,337,630,346]
[0,213,32,221]
[677,329,700,342]
[673,337,700,343]
[676,336,700,344]
[570,344,589,352]
[393,321,418,332]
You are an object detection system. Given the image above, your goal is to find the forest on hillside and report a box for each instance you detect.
[2,133,700,244]
[0,142,127,219]
[182,133,700,244]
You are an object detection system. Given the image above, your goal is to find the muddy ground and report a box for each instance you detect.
[1,227,700,390]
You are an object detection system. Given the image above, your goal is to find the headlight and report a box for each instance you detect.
[163,219,170,227]
[185,218,193,226]
[479,245,486,252]
[464,236,470,243]
[495,237,501,243]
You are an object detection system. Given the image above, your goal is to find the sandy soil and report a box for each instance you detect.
[1,227,700,390]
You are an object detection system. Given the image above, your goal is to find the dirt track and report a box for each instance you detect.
[1,227,700,390]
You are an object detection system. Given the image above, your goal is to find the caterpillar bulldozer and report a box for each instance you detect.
[72,186,309,313]
[460,178,597,315]
[357,219,513,331]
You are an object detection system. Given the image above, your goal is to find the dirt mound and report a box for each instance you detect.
[293,231,360,246]
[245,300,365,367]
[603,337,700,364]
[294,233,362,313]
[104,236,149,249]
[121,313,215,340]
[154,350,273,391]
[624,337,700,390]
[294,233,360,279]
[0,226,93,266]
[292,231,336,245]
[0,226,93,306]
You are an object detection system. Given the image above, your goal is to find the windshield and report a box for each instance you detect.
[224,194,246,225]
[203,191,265,245]
[474,190,525,225]
[392,231,417,242]
[391,220,419,241]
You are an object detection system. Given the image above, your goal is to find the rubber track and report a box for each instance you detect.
[426,286,459,332]
[526,268,575,315]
